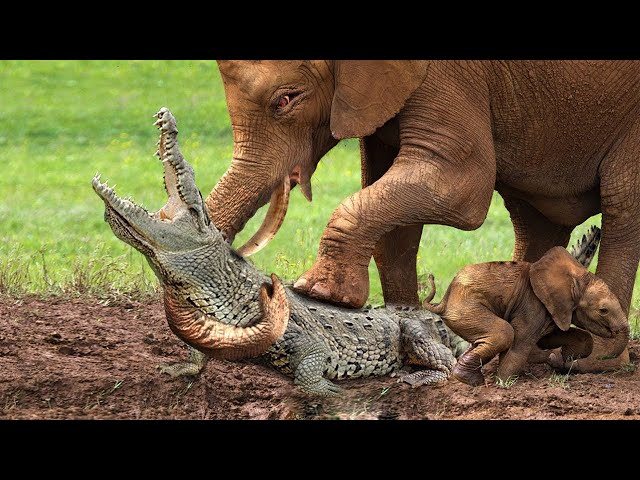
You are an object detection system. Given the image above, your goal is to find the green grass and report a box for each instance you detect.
[495,375,518,389]
[548,371,571,390]
[1,60,639,335]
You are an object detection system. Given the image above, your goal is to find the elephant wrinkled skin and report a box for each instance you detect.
[206,60,640,371]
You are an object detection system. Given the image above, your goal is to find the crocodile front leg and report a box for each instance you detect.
[291,342,341,396]
[158,345,208,378]
[398,317,456,387]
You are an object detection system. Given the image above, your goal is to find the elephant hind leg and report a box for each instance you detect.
[501,193,574,263]
[445,309,514,386]
[360,136,424,307]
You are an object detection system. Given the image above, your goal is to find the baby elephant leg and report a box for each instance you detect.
[496,343,533,382]
[399,317,457,387]
[497,316,548,382]
[447,309,515,387]
[538,328,594,370]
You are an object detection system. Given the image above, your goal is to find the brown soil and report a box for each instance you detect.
[1,295,639,420]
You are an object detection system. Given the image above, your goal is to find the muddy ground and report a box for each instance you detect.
[1,295,639,420]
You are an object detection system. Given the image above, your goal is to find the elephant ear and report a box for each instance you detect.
[330,60,429,139]
[529,246,586,331]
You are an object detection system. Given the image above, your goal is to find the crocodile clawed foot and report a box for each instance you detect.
[399,369,449,388]
[158,346,208,378]
[157,361,203,378]
[299,378,342,397]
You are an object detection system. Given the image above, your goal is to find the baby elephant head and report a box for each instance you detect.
[530,246,629,358]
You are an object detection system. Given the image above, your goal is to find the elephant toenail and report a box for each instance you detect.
[310,284,330,298]
[293,278,308,290]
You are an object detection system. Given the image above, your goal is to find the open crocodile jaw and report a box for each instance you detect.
[92,107,210,257]
[91,172,185,256]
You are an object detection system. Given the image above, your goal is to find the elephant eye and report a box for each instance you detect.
[599,307,609,315]
[273,92,301,113]
[276,95,291,109]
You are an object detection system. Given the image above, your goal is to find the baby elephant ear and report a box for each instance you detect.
[529,247,585,331]
[330,60,429,139]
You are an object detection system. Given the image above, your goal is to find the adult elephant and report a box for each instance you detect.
[206,60,640,372]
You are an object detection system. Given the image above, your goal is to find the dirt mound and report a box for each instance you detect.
[1,296,639,420]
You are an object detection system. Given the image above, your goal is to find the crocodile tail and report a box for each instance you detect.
[569,225,601,269]
[422,273,446,315]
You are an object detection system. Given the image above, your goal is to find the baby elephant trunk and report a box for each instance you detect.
[606,322,630,359]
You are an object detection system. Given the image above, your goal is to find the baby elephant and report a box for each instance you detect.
[423,246,629,386]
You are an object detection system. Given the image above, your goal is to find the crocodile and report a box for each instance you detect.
[92,107,469,396]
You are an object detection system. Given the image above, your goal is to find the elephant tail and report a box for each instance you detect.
[422,273,446,315]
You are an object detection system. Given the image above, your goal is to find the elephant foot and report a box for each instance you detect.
[293,259,369,308]
[452,349,485,387]
[547,351,566,370]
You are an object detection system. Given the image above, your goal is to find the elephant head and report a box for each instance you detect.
[206,60,429,255]
[529,246,629,359]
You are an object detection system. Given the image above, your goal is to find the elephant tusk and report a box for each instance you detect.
[289,164,313,202]
[236,176,291,257]
[299,179,313,202]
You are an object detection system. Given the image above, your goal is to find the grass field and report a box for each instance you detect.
[1,60,638,332]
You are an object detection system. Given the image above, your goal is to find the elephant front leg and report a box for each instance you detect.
[537,327,594,369]
[293,152,494,308]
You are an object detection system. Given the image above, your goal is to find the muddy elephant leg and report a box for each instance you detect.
[495,313,548,382]
[527,344,558,365]
[293,77,496,308]
[445,308,514,387]
[501,194,574,262]
[359,134,422,306]
[573,121,640,372]
[538,328,594,363]
[529,329,593,370]
[292,153,494,308]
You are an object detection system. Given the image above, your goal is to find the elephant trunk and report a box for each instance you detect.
[164,274,290,360]
[581,312,630,359]
[205,161,291,255]
[606,321,630,358]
